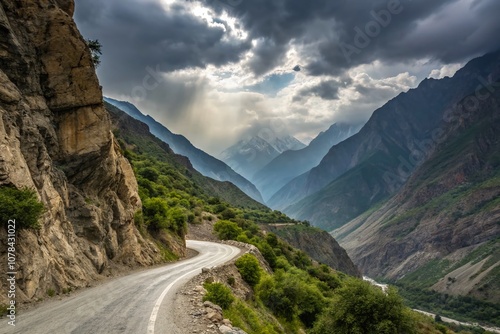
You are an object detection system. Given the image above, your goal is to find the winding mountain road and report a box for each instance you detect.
[1,240,240,334]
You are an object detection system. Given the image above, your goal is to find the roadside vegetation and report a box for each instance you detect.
[211,221,468,334]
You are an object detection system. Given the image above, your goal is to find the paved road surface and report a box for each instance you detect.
[1,240,240,334]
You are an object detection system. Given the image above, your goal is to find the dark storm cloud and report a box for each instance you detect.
[294,80,343,102]
[74,0,251,92]
[204,0,500,76]
[247,38,289,76]
[74,0,500,93]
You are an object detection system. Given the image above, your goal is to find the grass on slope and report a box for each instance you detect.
[379,170,500,239]
[394,239,500,327]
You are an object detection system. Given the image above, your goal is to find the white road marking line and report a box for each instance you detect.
[147,266,201,334]
[147,243,239,334]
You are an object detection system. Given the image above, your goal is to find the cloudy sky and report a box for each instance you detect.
[74,0,500,156]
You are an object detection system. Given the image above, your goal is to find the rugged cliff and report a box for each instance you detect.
[0,0,164,304]
[264,225,361,277]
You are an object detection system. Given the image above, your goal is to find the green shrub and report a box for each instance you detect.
[259,242,277,268]
[203,282,234,309]
[311,279,415,334]
[265,233,279,247]
[139,167,159,182]
[274,256,291,271]
[214,220,243,240]
[257,270,326,326]
[221,208,237,220]
[47,289,56,297]
[227,276,236,287]
[0,187,44,229]
[142,197,169,230]
[167,207,187,235]
[258,275,293,319]
[235,254,261,287]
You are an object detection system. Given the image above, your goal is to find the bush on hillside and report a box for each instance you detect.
[235,254,261,287]
[257,270,326,326]
[142,197,169,230]
[203,282,234,309]
[0,187,44,229]
[214,220,243,240]
[311,279,415,334]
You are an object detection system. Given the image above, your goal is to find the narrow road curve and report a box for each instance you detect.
[1,240,240,334]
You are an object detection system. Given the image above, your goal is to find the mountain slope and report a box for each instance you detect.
[334,83,500,305]
[220,134,305,181]
[254,123,362,201]
[272,51,500,230]
[264,224,361,277]
[106,102,267,210]
[104,97,264,203]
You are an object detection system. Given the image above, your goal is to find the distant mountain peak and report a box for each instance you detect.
[252,122,363,201]
[220,134,306,181]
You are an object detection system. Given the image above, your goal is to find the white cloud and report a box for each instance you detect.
[117,59,420,156]
[428,63,463,79]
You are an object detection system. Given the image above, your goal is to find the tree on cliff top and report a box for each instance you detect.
[86,39,102,67]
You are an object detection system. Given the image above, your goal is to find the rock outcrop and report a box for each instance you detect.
[264,225,361,277]
[0,0,163,304]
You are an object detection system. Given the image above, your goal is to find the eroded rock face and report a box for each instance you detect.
[265,226,361,277]
[0,0,162,303]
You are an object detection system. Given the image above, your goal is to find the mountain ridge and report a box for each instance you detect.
[253,123,362,201]
[271,50,500,230]
[220,133,305,182]
[104,97,264,204]
[334,80,500,304]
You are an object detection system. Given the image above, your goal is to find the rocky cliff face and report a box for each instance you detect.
[0,0,162,304]
[264,225,361,277]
